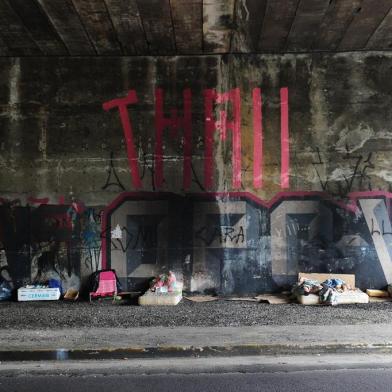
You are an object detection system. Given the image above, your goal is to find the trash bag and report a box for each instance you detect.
[48,278,62,292]
[0,280,12,301]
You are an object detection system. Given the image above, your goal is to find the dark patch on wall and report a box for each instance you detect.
[0,204,31,287]
[0,202,104,290]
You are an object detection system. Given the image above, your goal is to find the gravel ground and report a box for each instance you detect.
[1,299,392,329]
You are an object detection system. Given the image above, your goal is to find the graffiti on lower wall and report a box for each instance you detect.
[1,191,391,295]
[100,191,392,294]
[0,198,103,291]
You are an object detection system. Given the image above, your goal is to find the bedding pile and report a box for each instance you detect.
[292,276,368,305]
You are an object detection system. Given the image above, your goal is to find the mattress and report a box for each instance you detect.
[138,291,182,306]
[297,289,369,305]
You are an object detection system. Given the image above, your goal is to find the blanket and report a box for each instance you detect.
[292,277,350,305]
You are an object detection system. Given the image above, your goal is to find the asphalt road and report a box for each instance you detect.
[2,355,392,392]
[1,368,392,392]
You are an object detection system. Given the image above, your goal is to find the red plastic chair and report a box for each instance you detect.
[89,270,118,302]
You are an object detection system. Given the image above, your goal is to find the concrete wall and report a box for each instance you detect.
[0,52,391,294]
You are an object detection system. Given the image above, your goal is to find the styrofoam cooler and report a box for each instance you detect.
[18,287,61,301]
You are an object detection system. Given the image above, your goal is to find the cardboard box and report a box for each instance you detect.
[18,287,61,301]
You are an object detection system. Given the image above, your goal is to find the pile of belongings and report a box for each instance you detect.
[292,277,352,306]
[0,279,12,301]
[150,271,179,293]
[17,280,61,301]
[138,271,183,306]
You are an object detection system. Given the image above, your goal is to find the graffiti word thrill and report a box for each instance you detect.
[103,88,290,191]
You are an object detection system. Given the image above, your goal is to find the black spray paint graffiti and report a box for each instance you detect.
[191,162,206,192]
[110,225,158,253]
[31,241,65,282]
[138,152,207,192]
[195,225,245,246]
[312,146,375,197]
[139,150,156,191]
[102,152,126,191]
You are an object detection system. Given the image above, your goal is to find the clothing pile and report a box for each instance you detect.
[138,271,183,306]
[292,277,350,306]
[150,271,179,293]
[0,279,12,301]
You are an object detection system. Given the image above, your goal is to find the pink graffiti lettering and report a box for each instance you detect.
[102,90,142,189]
[27,197,49,205]
[280,87,290,189]
[252,88,263,189]
[204,88,241,190]
[155,89,192,190]
[103,87,289,191]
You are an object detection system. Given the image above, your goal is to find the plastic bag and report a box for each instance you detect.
[0,280,12,301]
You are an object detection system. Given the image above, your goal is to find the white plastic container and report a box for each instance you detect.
[17,287,61,301]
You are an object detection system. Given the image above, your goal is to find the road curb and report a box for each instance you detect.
[1,342,392,361]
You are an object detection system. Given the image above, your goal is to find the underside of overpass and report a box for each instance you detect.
[0,0,392,295]
[1,0,392,55]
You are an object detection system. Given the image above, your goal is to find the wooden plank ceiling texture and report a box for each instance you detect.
[0,0,392,56]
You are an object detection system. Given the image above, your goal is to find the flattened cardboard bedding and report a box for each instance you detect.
[255,294,291,304]
[296,273,369,305]
[366,289,389,297]
[184,295,292,304]
[184,296,219,302]
[369,296,392,303]
[225,297,258,302]
[298,272,355,287]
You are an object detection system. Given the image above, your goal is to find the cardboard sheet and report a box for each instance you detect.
[184,296,219,303]
[369,296,392,303]
[225,297,258,302]
[298,272,355,288]
[255,294,292,304]
[366,289,390,297]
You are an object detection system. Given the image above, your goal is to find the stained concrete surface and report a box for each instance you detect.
[2,301,392,358]
[1,300,392,329]
[2,53,392,202]
[2,323,392,352]
[2,52,392,297]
